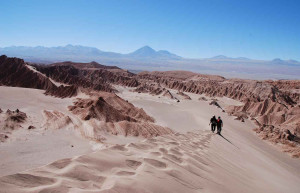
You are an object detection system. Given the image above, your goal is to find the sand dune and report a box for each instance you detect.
[0,86,171,177]
[0,132,215,193]
[1,129,300,192]
[1,86,300,192]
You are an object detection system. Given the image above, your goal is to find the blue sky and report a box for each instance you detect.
[0,0,299,60]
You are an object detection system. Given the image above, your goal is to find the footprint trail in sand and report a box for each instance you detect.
[0,131,216,193]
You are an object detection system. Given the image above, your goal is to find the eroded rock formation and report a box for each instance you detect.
[133,71,300,157]
[0,55,56,90]
[1,55,299,156]
[177,91,191,100]
[68,92,172,139]
[0,109,27,142]
[0,56,172,140]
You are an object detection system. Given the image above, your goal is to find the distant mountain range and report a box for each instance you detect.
[0,44,300,80]
[0,45,181,62]
[128,46,181,60]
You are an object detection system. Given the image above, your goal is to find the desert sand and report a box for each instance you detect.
[0,86,95,176]
[0,86,151,177]
[1,86,300,193]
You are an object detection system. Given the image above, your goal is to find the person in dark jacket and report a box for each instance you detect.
[217,116,223,134]
[209,115,217,133]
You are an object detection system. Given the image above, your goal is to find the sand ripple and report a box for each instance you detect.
[0,131,214,193]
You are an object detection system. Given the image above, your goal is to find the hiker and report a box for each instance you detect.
[209,115,217,133]
[217,116,223,134]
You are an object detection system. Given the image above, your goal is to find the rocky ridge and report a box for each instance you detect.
[68,92,172,139]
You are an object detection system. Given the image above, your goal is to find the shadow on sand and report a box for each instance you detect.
[218,133,240,149]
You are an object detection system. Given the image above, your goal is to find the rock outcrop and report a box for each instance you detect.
[33,62,139,93]
[209,100,222,109]
[68,92,172,140]
[45,85,78,98]
[49,61,120,70]
[177,91,191,100]
[3,109,27,129]
[0,109,27,142]
[162,90,175,99]
[198,97,208,101]
[0,55,139,97]
[42,110,75,130]
[0,55,56,90]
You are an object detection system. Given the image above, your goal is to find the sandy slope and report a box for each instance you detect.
[118,87,300,192]
[0,86,95,176]
[0,85,167,177]
[1,86,300,192]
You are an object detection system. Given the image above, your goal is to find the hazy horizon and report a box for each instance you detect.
[1,44,299,61]
[1,44,300,80]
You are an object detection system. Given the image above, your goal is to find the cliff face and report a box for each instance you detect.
[44,85,78,98]
[33,65,115,92]
[0,55,56,90]
[0,55,140,97]
[33,63,139,93]
[0,55,80,98]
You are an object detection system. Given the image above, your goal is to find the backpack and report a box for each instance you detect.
[211,118,217,124]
